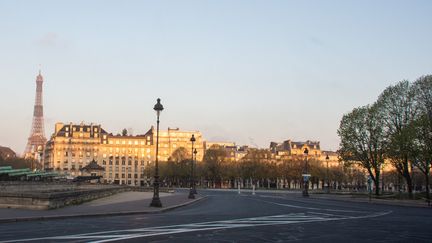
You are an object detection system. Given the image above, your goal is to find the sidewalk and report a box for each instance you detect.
[0,191,205,223]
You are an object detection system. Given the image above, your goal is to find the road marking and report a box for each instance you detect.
[252,196,374,213]
[2,211,392,243]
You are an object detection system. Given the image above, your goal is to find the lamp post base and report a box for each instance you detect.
[188,189,195,199]
[150,197,162,207]
[302,190,309,197]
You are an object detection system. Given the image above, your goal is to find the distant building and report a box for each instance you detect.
[204,141,236,150]
[80,159,105,178]
[44,122,153,185]
[320,150,340,167]
[145,127,205,161]
[204,142,249,161]
[270,140,322,158]
[0,146,16,160]
[44,123,205,185]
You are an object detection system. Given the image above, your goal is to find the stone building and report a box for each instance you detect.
[144,127,204,162]
[44,122,154,185]
[204,142,248,162]
[44,123,205,185]
[270,140,322,158]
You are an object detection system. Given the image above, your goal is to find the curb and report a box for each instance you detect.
[0,196,207,224]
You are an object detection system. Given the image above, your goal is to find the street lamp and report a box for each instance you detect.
[325,154,330,193]
[302,148,310,197]
[150,98,164,207]
[188,135,196,199]
[193,148,198,194]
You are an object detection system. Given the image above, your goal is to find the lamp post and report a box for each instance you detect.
[150,98,163,207]
[193,148,197,194]
[325,154,330,193]
[188,134,196,199]
[302,148,309,197]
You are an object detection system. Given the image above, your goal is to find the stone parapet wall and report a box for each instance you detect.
[0,182,139,210]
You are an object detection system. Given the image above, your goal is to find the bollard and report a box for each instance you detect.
[238,184,241,194]
[252,185,256,195]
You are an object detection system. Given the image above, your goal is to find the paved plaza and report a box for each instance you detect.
[0,189,431,242]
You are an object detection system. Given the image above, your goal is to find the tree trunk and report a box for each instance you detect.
[425,171,430,203]
[374,177,380,196]
[406,174,413,199]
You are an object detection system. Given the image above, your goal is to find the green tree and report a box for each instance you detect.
[165,147,190,186]
[377,80,419,198]
[239,149,272,187]
[121,128,128,136]
[338,104,386,195]
[203,148,227,188]
[412,75,432,201]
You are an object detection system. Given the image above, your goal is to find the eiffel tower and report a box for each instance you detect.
[24,70,47,160]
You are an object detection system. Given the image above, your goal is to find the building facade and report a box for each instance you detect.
[270,140,322,159]
[44,123,204,185]
[145,127,205,162]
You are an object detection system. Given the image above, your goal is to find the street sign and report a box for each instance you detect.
[302,174,311,177]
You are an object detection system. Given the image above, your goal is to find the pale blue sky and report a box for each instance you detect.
[0,0,431,154]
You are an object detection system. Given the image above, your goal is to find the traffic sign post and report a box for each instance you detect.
[367,176,372,202]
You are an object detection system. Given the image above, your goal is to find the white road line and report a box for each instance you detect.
[252,197,373,213]
[2,211,392,243]
[257,194,378,212]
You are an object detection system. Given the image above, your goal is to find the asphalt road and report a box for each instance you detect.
[0,189,431,242]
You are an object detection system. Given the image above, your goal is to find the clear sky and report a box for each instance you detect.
[0,0,431,155]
